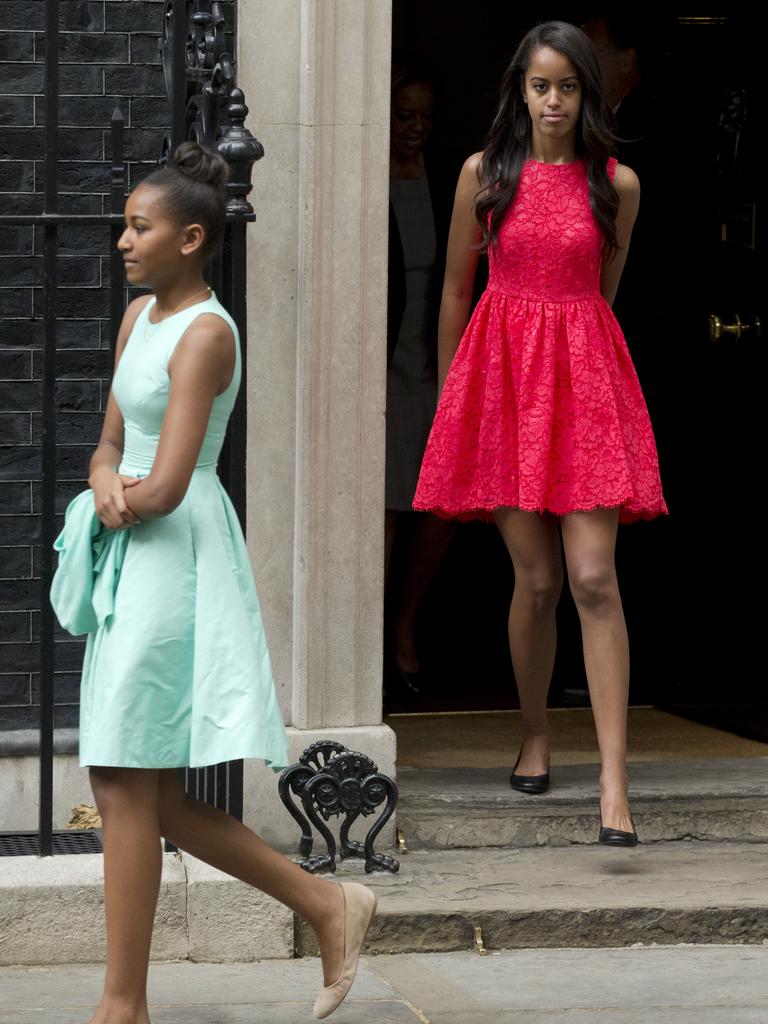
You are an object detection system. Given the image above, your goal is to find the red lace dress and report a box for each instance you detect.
[413,156,667,523]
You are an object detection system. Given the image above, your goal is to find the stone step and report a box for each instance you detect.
[0,852,294,966]
[395,757,768,849]
[297,841,768,955]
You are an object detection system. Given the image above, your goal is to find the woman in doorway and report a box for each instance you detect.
[53,142,375,1023]
[385,55,457,702]
[413,21,667,845]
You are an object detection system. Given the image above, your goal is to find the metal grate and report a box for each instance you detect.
[0,830,103,857]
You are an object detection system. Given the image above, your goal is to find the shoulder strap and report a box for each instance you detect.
[165,300,240,378]
[607,156,618,182]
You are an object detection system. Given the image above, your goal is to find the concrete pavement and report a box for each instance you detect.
[1,946,767,1023]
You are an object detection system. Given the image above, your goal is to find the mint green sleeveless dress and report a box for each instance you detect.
[77,294,289,771]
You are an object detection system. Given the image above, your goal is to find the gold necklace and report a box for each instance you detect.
[151,285,212,324]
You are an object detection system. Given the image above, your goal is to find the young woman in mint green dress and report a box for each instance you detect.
[68,142,375,1024]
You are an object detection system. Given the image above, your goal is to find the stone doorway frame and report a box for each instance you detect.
[237,1,395,845]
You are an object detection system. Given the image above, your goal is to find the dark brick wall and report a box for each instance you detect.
[0,1,236,730]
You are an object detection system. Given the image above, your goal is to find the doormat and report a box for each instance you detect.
[388,707,768,769]
[662,703,768,745]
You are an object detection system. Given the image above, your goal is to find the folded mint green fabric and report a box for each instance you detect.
[50,489,130,636]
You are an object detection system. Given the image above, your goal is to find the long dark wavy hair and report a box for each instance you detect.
[477,21,621,259]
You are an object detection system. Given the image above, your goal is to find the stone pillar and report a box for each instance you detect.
[237,0,395,847]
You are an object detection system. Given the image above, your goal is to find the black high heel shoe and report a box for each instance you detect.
[509,746,550,795]
[598,814,639,847]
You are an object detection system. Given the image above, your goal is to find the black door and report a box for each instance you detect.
[649,15,764,738]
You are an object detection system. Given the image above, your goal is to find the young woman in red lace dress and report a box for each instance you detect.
[413,21,667,844]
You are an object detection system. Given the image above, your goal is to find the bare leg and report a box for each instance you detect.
[561,509,633,833]
[390,512,456,672]
[156,771,345,985]
[494,508,564,775]
[87,768,162,1024]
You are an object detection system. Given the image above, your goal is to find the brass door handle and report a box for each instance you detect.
[709,312,762,341]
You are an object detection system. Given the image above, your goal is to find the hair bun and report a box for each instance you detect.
[169,141,229,189]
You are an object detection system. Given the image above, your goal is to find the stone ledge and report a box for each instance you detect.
[0,728,79,758]
[4,840,768,965]
[0,852,293,966]
[184,855,294,963]
[296,841,768,954]
[0,852,186,966]
[397,758,768,848]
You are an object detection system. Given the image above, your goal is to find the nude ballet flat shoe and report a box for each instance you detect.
[313,881,378,1020]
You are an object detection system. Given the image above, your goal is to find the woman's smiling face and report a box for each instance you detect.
[522,46,583,140]
[390,81,434,162]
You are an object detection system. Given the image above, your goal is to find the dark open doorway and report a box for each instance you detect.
[384,7,765,743]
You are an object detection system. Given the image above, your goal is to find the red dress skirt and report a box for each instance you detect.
[413,156,667,524]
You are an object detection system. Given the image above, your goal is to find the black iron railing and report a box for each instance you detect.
[0,0,262,854]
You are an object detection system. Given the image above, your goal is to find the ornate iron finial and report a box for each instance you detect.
[159,0,264,215]
[217,88,263,219]
[279,743,400,875]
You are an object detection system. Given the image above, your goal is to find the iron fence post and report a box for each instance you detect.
[171,1,187,149]
[38,0,61,859]
[109,109,126,359]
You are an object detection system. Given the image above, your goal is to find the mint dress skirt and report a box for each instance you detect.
[68,295,289,771]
